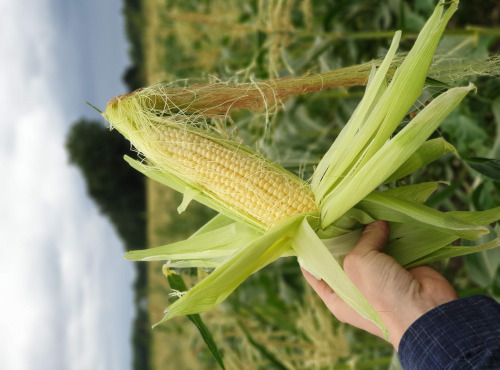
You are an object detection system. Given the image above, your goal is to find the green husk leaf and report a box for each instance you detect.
[321,84,474,227]
[447,207,500,225]
[154,214,305,325]
[385,223,457,266]
[424,76,451,88]
[125,222,260,261]
[328,208,376,233]
[384,138,456,183]
[177,187,200,214]
[314,1,458,205]
[312,31,402,196]
[406,238,500,268]
[425,181,462,207]
[357,190,488,239]
[190,214,236,237]
[380,182,444,203]
[164,260,223,269]
[292,218,388,339]
[321,228,364,259]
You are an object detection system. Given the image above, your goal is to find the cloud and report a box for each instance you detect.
[0,1,134,369]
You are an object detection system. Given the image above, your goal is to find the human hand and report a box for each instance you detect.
[302,220,458,350]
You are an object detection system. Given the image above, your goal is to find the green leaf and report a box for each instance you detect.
[155,214,305,325]
[357,190,488,240]
[385,223,457,266]
[312,31,402,196]
[464,157,500,181]
[177,187,200,213]
[406,238,500,268]
[320,85,473,228]
[425,181,461,208]
[321,228,363,259]
[165,270,226,370]
[447,207,500,226]
[315,0,457,200]
[385,138,455,183]
[491,265,500,297]
[329,208,376,233]
[464,242,500,288]
[381,182,443,203]
[125,222,260,262]
[346,2,458,168]
[472,181,500,211]
[190,214,236,237]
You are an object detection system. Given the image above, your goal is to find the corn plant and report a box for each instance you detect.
[105,0,499,341]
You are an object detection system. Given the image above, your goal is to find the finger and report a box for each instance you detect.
[301,267,335,299]
[301,267,385,339]
[350,220,390,257]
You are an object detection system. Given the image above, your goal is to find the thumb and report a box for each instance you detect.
[350,220,390,258]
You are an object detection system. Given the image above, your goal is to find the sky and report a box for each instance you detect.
[0,1,135,369]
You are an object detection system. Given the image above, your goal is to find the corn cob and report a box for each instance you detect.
[106,96,317,229]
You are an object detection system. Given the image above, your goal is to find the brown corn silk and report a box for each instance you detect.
[120,62,378,117]
[116,53,500,118]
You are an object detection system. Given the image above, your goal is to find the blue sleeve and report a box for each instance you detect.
[398,295,500,370]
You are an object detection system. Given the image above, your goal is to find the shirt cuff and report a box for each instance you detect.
[398,295,500,370]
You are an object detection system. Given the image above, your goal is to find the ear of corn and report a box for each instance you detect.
[106,100,318,231]
[105,0,500,339]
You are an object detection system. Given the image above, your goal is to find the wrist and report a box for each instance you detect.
[383,296,455,350]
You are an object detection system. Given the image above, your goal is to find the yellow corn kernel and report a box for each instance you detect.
[152,125,316,227]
